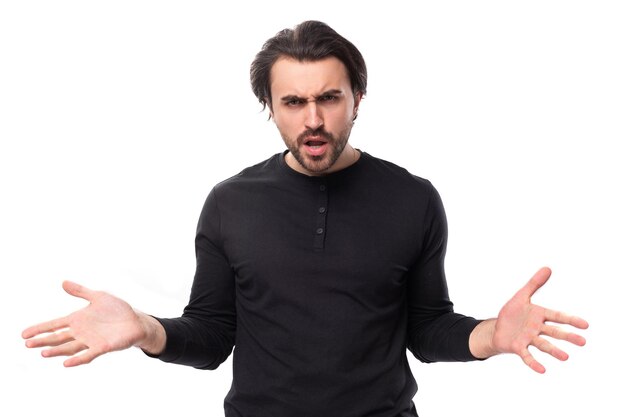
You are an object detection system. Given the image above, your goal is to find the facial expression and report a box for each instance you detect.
[269,56,361,176]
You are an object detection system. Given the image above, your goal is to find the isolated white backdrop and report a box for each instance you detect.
[1,1,624,416]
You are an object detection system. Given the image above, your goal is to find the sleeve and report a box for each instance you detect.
[151,187,237,370]
[406,182,482,363]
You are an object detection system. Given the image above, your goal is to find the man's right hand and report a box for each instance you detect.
[22,280,166,367]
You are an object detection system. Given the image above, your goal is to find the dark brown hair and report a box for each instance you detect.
[250,20,367,110]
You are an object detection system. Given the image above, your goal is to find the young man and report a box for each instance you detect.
[22,20,588,417]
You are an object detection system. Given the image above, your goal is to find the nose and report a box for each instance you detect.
[304,101,323,131]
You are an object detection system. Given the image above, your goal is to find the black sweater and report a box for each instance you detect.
[155,151,481,417]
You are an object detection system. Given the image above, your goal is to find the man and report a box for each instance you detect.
[22,20,588,417]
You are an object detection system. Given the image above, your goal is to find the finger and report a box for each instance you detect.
[64,349,101,367]
[22,316,70,339]
[532,335,569,361]
[520,347,546,374]
[544,309,589,330]
[42,340,88,358]
[62,280,96,302]
[515,267,552,301]
[25,330,74,348]
[542,324,587,347]
[22,281,94,339]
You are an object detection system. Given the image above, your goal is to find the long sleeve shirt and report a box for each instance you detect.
[153,151,481,417]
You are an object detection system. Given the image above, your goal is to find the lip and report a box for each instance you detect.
[303,139,329,157]
[304,135,327,143]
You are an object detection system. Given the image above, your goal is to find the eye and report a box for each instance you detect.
[318,95,338,103]
[285,98,305,107]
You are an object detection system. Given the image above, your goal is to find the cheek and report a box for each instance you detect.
[328,109,354,128]
[274,115,299,136]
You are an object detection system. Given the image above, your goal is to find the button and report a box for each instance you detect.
[316,228,324,235]
[318,207,326,214]
[319,185,326,191]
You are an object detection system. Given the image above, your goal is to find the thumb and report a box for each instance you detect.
[62,280,95,302]
[516,266,552,301]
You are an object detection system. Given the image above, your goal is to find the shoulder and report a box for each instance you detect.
[197,154,283,218]
[213,153,282,193]
[360,152,435,195]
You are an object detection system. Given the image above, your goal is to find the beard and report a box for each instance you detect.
[281,123,353,174]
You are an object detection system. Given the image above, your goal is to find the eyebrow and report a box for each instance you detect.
[279,89,344,102]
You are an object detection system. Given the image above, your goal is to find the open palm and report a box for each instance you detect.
[22,281,146,367]
[491,267,588,373]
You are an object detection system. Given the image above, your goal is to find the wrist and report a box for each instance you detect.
[134,311,166,356]
[469,318,499,359]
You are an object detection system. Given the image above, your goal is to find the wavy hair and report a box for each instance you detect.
[250,20,367,111]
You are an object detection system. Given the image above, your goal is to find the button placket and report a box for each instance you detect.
[313,182,329,250]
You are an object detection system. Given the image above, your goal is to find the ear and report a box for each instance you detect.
[354,92,363,111]
[352,92,363,120]
[265,97,274,120]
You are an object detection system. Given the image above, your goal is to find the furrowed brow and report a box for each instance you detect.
[280,89,345,103]
[280,94,304,103]
[315,89,343,98]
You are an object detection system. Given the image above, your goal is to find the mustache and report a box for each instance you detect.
[297,128,333,143]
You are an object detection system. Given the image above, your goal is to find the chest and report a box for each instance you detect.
[219,180,427,307]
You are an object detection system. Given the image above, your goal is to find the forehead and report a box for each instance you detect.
[270,56,351,97]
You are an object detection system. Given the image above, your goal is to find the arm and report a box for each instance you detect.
[468,267,589,373]
[23,188,236,369]
[22,280,166,367]
[146,187,236,369]
[406,183,482,363]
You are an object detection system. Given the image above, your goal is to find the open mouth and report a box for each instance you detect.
[305,140,327,149]
[303,138,329,156]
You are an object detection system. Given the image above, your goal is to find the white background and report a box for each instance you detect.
[1,1,624,416]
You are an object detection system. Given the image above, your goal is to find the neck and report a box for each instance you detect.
[286,144,360,176]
